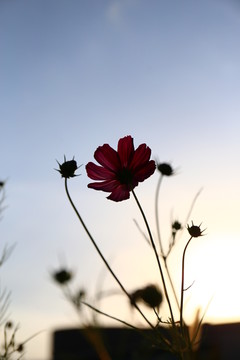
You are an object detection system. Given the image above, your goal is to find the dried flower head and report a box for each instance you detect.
[130,285,162,309]
[52,268,73,285]
[157,162,174,176]
[56,156,79,178]
[187,221,204,238]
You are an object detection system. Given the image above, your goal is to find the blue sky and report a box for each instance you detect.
[1,0,240,358]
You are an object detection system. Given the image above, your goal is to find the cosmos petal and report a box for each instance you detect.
[107,185,130,202]
[130,144,151,171]
[86,136,155,202]
[86,162,115,180]
[117,135,134,168]
[87,179,120,192]
[134,160,156,182]
[94,144,120,172]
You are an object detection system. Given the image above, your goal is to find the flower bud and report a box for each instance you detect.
[17,344,24,352]
[172,220,182,232]
[52,268,73,285]
[187,222,204,237]
[56,156,79,178]
[157,163,174,176]
[130,285,162,309]
[5,321,13,329]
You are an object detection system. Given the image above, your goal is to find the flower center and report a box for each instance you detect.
[117,167,133,185]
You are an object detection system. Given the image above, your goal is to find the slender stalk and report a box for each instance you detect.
[155,175,164,254]
[64,179,154,328]
[63,284,137,329]
[131,189,175,324]
[81,301,138,330]
[164,264,180,309]
[183,189,202,229]
[154,176,179,309]
[180,237,192,330]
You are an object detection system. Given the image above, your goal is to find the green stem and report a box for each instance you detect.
[180,237,192,330]
[64,179,154,328]
[132,189,175,324]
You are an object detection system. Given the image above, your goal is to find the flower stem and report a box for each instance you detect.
[155,175,180,310]
[180,237,192,330]
[81,301,138,330]
[63,284,138,329]
[164,264,180,309]
[155,174,164,255]
[132,189,175,324]
[64,179,154,328]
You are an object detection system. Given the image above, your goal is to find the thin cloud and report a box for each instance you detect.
[105,0,138,25]
[106,1,122,23]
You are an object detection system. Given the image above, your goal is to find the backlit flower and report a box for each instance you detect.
[86,136,156,201]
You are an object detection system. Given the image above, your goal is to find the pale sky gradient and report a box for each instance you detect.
[1,0,240,359]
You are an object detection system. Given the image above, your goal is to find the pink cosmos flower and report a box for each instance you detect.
[86,136,156,202]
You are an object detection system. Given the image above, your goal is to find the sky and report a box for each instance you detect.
[1,0,240,358]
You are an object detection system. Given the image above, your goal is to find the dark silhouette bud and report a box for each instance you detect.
[56,156,79,178]
[157,163,174,176]
[5,321,13,329]
[52,268,73,285]
[130,284,162,309]
[17,344,24,352]
[187,222,204,237]
[172,220,182,232]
